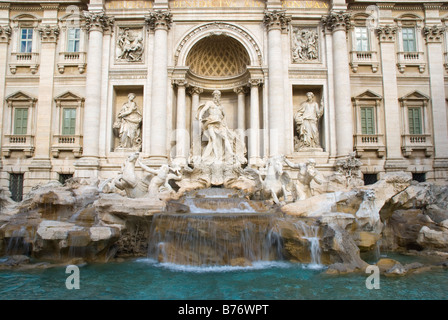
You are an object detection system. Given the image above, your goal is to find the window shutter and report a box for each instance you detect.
[14,108,28,135]
[360,107,375,135]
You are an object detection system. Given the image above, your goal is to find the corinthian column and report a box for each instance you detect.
[146,10,172,163]
[264,10,290,156]
[189,86,203,163]
[173,79,187,164]
[248,79,263,165]
[424,25,448,166]
[76,11,114,177]
[322,11,353,158]
[33,24,59,162]
[376,25,405,169]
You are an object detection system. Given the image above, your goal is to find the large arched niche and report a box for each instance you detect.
[175,22,263,69]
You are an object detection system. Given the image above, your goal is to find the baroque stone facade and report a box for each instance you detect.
[1,0,448,199]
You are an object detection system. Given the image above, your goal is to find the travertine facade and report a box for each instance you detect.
[1,0,448,199]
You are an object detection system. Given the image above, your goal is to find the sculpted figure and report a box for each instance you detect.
[244,156,293,205]
[294,92,323,150]
[196,90,246,165]
[113,152,148,198]
[284,158,324,201]
[137,160,182,195]
[113,93,142,150]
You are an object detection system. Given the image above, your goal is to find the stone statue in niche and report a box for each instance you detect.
[294,92,323,151]
[113,93,142,151]
[292,27,318,63]
[284,157,324,201]
[117,28,143,62]
[196,90,246,166]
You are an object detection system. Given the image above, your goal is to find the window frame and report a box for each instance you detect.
[19,27,33,53]
[67,27,81,53]
[355,26,370,52]
[61,107,77,136]
[402,27,417,52]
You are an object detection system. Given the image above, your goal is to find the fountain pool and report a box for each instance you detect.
[0,256,446,300]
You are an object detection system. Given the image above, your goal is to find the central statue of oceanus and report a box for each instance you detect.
[196,90,246,166]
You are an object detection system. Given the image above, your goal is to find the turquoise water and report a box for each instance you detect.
[0,258,447,300]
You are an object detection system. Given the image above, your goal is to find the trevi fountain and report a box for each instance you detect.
[1,90,447,300]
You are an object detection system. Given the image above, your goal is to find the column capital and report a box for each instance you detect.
[38,24,60,43]
[376,25,398,43]
[188,86,203,96]
[0,25,11,43]
[83,11,115,33]
[146,10,173,31]
[172,79,187,87]
[423,25,445,43]
[321,11,351,33]
[234,86,248,95]
[248,78,264,87]
[263,9,291,32]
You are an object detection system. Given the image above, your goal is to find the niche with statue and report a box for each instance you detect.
[112,87,144,152]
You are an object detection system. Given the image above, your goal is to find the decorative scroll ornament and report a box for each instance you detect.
[263,10,291,31]
[83,11,115,32]
[423,25,445,43]
[376,25,398,42]
[38,24,60,42]
[292,27,319,62]
[0,25,11,42]
[321,11,351,32]
[145,10,173,31]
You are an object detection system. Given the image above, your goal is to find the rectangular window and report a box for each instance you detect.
[13,108,28,135]
[412,173,426,183]
[355,27,369,51]
[20,28,33,53]
[360,107,375,135]
[62,108,76,135]
[402,27,416,52]
[408,107,422,134]
[9,173,24,202]
[59,173,73,185]
[363,173,378,185]
[67,28,80,52]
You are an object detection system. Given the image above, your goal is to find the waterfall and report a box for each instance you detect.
[147,213,283,266]
[293,221,323,269]
[6,226,31,255]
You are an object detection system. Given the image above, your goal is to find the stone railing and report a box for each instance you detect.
[2,134,35,157]
[57,51,86,74]
[354,134,385,157]
[9,52,39,74]
[401,134,433,157]
[51,134,83,158]
[349,51,379,73]
[397,51,425,73]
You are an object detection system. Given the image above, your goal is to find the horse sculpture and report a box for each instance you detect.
[245,156,294,204]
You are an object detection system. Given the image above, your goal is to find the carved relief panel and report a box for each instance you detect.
[291,26,319,63]
[115,27,144,63]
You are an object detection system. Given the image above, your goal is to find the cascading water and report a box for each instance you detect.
[146,188,324,268]
[6,226,31,255]
[147,213,284,266]
[293,221,323,269]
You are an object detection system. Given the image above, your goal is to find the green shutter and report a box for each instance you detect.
[14,108,28,135]
[62,108,76,135]
[360,107,375,135]
[408,107,422,135]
